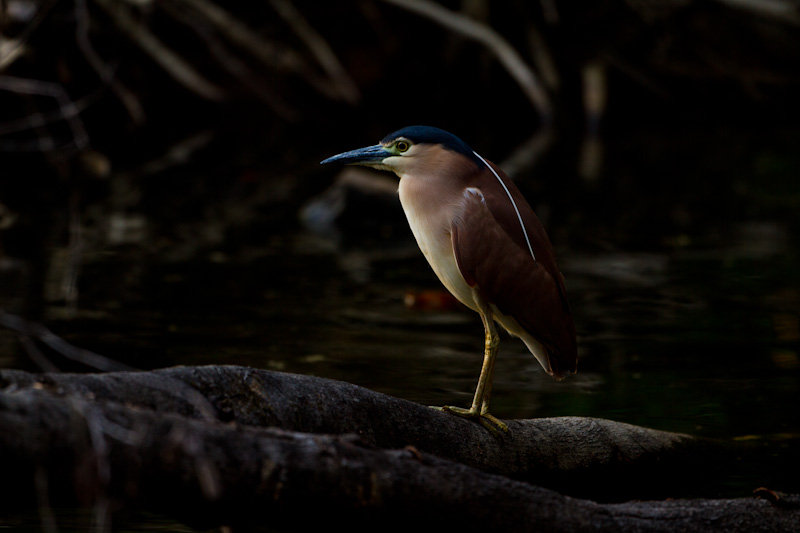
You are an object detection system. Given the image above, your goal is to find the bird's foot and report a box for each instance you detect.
[435,405,509,435]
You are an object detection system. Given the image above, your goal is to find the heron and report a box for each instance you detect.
[321,125,576,433]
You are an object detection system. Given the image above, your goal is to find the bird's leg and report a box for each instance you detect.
[475,312,507,431]
[443,302,508,434]
[480,325,499,415]
[471,309,499,414]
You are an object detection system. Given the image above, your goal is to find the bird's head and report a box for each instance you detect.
[320,125,481,179]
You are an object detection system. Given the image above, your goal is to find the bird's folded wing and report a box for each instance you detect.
[451,187,577,375]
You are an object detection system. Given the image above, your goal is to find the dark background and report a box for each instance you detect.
[1,0,799,515]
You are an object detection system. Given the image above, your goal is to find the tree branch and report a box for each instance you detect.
[1,367,798,532]
[382,0,553,123]
[92,0,225,101]
[1,365,796,501]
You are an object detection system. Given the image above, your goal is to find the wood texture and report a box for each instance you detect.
[0,365,797,531]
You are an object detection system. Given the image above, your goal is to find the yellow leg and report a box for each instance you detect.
[479,313,498,415]
[442,300,508,434]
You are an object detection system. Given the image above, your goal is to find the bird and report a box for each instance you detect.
[321,125,576,433]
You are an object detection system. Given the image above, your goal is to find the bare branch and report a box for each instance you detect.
[17,334,60,373]
[0,37,26,70]
[160,1,299,119]
[0,0,58,71]
[0,310,134,372]
[269,0,360,104]
[499,128,554,177]
[714,0,800,25]
[92,0,225,101]
[0,74,90,151]
[382,0,553,123]
[74,0,145,124]
[0,90,92,136]
[173,0,346,102]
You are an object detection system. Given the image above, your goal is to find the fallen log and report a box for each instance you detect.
[0,365,797,531]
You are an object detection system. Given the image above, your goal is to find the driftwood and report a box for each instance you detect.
[0,365,798,531]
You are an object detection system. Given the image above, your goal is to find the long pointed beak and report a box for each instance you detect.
[320,144,392,166]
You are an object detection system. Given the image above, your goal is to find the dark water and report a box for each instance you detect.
[13,216,798,441]
[9,125,797,442]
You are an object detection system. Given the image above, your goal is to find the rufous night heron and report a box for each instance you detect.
[321,126,577,432]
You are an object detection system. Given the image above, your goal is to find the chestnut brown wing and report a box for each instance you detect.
[451,187,577,377]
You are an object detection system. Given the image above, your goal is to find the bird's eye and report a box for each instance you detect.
[395,141,410,153]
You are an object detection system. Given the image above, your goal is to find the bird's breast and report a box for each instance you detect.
[398,178,477,311]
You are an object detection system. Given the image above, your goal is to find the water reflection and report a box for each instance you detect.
[5,219,797,447]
